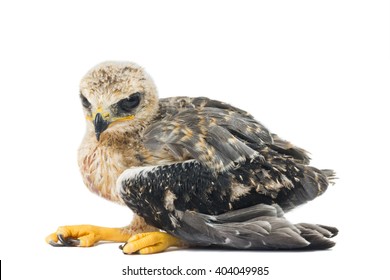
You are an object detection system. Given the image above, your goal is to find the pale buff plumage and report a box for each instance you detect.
[78,61,163,233]
[47,62,188,253]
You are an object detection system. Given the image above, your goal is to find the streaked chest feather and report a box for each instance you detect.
[79,144,132,203]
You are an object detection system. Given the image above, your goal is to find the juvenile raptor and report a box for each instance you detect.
[46,61,337,254]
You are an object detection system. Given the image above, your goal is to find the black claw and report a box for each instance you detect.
[57,234,68,245]
[57,234,79,247]
[49,240,65,247]
[119,242,127,250]
[67,238,81,246]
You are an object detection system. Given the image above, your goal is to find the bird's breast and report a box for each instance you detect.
[78,140,143,204]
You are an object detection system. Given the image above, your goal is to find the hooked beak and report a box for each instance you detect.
[94,113,110,141]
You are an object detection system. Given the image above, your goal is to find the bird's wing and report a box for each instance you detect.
[144,97,273,172]
[268,134,310,164]
[121,97,334,249]
[118,161,337,249]
[140,97,328,212]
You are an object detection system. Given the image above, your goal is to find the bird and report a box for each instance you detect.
[46,61,338,254]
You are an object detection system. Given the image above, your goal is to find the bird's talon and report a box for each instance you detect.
[57,234,70,246]
[67,238,81,246]
[121,232,182,255]
[46,225,132,248]
[49,240,64,247]
[57,234,78,247]
[119,243,127,250]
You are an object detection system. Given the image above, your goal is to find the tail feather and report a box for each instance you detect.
[172,204,337,250]
[275,166,336,212]
[321,169,337,185]
[295,223,338,250]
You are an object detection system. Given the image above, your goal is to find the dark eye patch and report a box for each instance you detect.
[80,94,91,109]
[117,92,141,114]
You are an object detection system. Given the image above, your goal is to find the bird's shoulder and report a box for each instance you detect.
[143,96,310,170]
[157,96,253,119]
[153,96,273,145]
[142,96,272,170]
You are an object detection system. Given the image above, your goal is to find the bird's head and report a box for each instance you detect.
[79,61,159,141]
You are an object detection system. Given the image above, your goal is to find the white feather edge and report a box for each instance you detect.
[115,160,197,194]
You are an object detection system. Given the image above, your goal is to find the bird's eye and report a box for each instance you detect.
[80,94,91,109]
[117,92,141,113]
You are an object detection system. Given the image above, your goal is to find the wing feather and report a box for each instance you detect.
[144,97,272,172]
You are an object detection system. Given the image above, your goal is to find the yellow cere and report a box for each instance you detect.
[85,114,135,123]
[112,115,135,123]
[88,110,111,121]
[101,112,110,119]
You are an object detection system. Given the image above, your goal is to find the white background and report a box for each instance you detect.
[0,0,389,279]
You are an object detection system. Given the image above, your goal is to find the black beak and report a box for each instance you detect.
[94,113,110,141]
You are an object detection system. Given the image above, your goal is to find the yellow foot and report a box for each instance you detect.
[121,232,183,255]
[46,225,131,247]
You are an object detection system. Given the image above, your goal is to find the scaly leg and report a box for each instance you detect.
[46,225,132,247]
[121,232,185,254]
[46,215,158,247]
